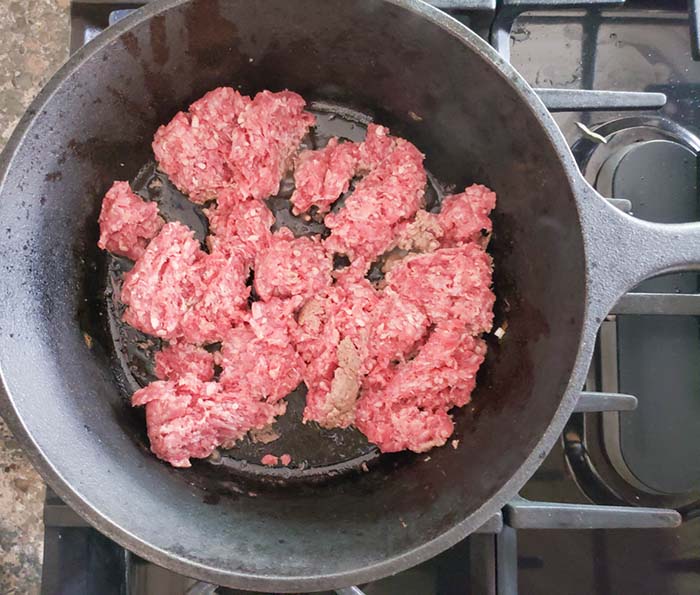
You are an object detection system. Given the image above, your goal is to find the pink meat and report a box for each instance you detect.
[121,222,250,343]
[155,341,215,382]
[356,327,487,452]
[152,87,251,202]
[290,137,359,215]
[205,191,274,264]
[324,125,426,269]
[97,181,164,260]
[280,453,292,466]
[295,278,378,428]
[364,288,430,374]
[438,184,496,247]
[384,244,495,335]
[121,222,205,339]
[229,90,315,200]
[218,312,304,405]
[356,124,396,171]
[261,454,279,466]
[254,228,332,301]
[132,374,282,467]
[177,250,250,345]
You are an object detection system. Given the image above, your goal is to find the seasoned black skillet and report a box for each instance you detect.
[0,0,698,591]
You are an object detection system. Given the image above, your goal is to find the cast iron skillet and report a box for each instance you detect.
[0,0,699,591]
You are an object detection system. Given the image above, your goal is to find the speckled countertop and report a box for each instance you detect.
[0,1,70,593]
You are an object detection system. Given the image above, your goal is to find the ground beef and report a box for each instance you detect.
[384,244,495,335]
[439,184,496,247]
[205,191,274,264]
[218,312,304,405]
[364,288,430,374]
[261,454,279,466]
[254,228,332,301]
[132,374,283,467]
[121,222,205,339]
[97,181,164,260]
[107,89,497,466]
[121,222,249,343]
[153,88,313,202]
[295,278,378,428]
[154,342,215,382]
[229,90,315,200]
[393,209,442,253]
[324,125,426,270]
[291,137,359,215]
[177,250,250,345]
[152,87,251,202]
[356,327,487,452]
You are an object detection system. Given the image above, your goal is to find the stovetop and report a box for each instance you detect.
[42,1,700,594]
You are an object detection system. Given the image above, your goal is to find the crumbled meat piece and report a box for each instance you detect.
[229,90,315,200]
[248,296,303,347]
[152,87,251,202]
[219,317,304,405]
[177,250,250,344]
[393,209,442,253]
[438,184,496,247]
[261,454,279,466]
[356,327,487,452]
[121,222,205,339]
[364,289,430,374]
[254,228,332,301]
[295,279,378,428]
[291,137,359,215]
[121,222,250,343]
[205,191,274,264]
[97,181,164,260]
[384,244,495,335]
[280,453,292,466]
[132,374,283,467]
[356,124,396,171]
[324,125,426,268]
[155,341,215,382]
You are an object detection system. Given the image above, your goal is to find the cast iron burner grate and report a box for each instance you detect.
[44,1,698,594]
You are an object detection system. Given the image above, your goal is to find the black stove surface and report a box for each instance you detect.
[42,1,700,594]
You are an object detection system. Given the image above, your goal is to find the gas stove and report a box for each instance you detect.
[43,1,700,594]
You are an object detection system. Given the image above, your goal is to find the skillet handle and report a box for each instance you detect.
[578,182,700,321]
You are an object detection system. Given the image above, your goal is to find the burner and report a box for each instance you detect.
[562,115,700,510]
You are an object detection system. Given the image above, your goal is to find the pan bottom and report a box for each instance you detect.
[104,102,446,482]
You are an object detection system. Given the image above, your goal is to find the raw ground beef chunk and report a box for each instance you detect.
[392,183,496,254]
[97,181,163,260]
[121,222,205,339]
[121,222,249,343]
[154,342,215,382]
[153,88,313,202]
[218,303,305,405]
[356,327,487,452]
[384,244,495,335]
[229,90,315,200]
[295,278,379,428]
[152,87,251,203]
[290,137,359,215]
[439,184,496,247]
[254,228,332,301]
[205,191,274,264]
[324,124,426,269]
[132,374,284,467]
[177,250,250,345]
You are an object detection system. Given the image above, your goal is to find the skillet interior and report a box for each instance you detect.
[0,0,586,589]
